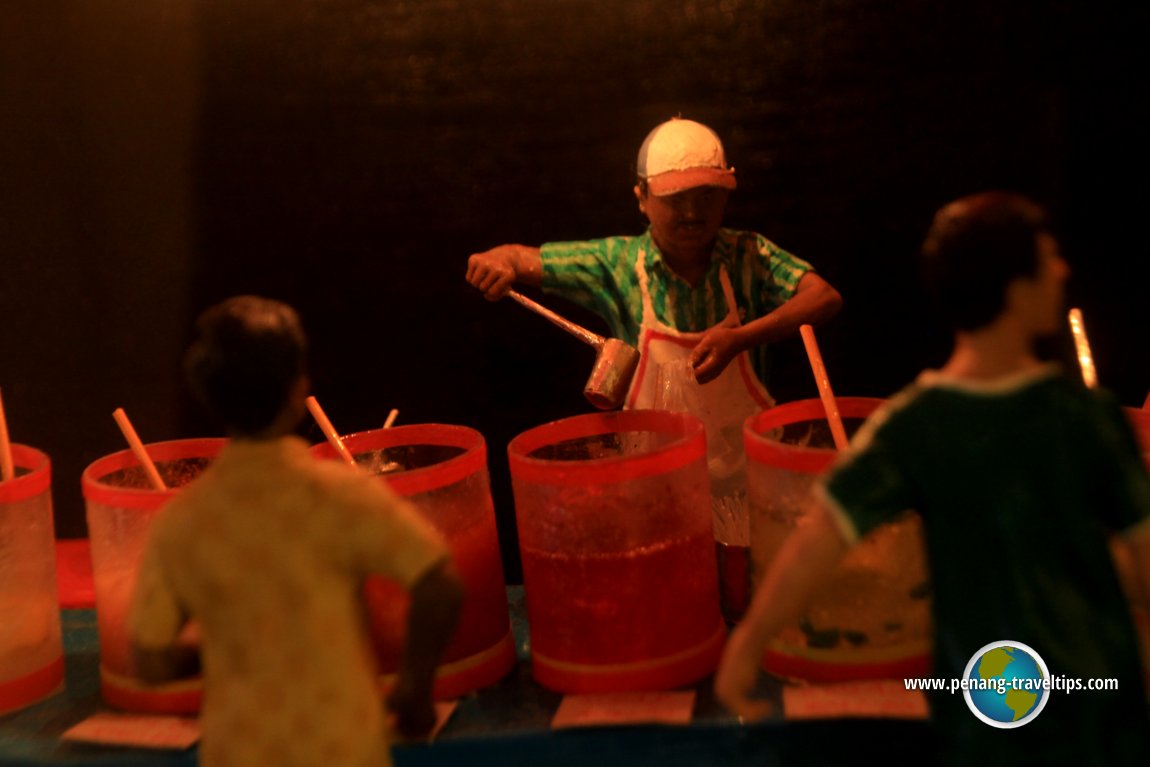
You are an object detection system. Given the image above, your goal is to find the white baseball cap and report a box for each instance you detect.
[636,118,737,196]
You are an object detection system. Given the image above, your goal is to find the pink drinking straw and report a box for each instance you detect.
[111,407,168,491]
[1068,308,1098,389]
[799,324,849,451]
[383,408,399,429]
[0,387,14,482]
[305,396,357,467]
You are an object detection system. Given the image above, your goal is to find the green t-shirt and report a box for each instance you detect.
[540,228,812,385]
[819,366,1150,765]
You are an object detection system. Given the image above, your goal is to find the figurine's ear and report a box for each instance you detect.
[288,374,310,413]
[634,184,646,214]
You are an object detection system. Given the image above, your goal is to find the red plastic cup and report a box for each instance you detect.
[744,398,931,682]
[508,410,725,693]
[1126,407,1150,466]
[82,438,225,713]
[1120,407,1150,694]
[312,424,514,699]
[0,445,64,715]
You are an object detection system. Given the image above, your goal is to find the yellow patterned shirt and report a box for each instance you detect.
[129,436,447,767]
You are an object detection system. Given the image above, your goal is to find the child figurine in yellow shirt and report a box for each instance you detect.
[129,296,462,767]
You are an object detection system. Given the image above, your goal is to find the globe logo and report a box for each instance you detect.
[962,641,1050,728]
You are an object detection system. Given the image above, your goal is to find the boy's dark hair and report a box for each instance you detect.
[921,191,1052,332]
[184,296,307,435]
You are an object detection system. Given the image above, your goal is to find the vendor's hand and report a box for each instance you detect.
[690,326,744,384]
[466,246,519,301]
[387,677,437,740]
[714,626,774,722]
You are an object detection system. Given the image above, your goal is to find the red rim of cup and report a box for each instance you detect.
[507,409,706,486]
[0,444,51,503]
[82,438,228,510]
[744,397,885,473]
[311,423,486,496]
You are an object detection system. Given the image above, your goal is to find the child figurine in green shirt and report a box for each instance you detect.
[716,192,1150,765]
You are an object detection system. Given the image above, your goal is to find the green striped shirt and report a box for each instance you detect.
[539,228,812,384]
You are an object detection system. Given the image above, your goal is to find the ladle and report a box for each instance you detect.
[507,290,640,410]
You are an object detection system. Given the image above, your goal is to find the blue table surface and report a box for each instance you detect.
[0,588,935,766]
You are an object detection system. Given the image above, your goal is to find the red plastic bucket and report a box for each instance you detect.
[82,438,226,713]
[0,445,64,715]
[312,424,514,699]
[508,410,725,693]
[744,398,931,682]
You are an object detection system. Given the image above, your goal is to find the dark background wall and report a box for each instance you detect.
[3,1,1147,582]
[2,5,196,529]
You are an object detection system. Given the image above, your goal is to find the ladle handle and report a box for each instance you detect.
[507,290,605,349]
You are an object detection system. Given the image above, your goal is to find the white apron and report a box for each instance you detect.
[624,252,774,546]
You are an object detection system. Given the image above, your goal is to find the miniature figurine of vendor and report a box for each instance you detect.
[129,296,462,767]
[466,117,841,523]
[715,192,1150,765]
